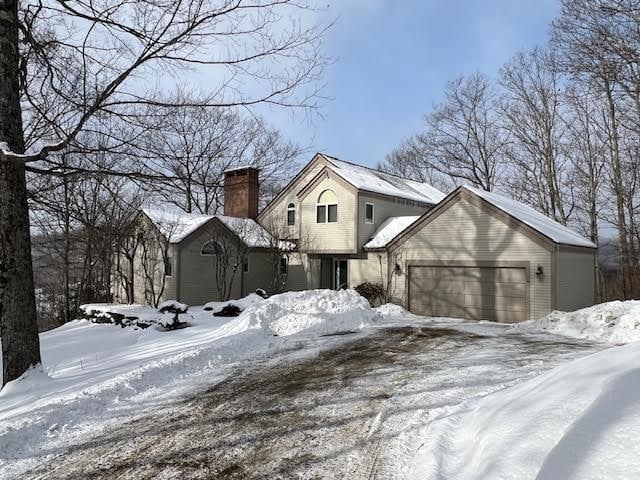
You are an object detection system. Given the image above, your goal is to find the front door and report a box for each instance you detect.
[333,259,348,290]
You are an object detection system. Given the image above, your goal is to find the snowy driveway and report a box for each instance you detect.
[18,320,600,480]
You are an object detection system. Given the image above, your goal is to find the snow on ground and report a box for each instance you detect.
[514,300,640,344]
[410,303,640,480]
[0,289,377,479]
[410,340,640,480]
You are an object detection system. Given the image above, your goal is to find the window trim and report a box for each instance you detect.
[365,202,374,224]
[286,202,296,226]
[316,189,338,224]
[201,240,223,256]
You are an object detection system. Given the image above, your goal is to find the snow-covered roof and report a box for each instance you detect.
[142,208,291,248]
[364,216,421,250]
[322,155,445,205]
[216,215,294,250]
[142,208,213,243]
[463,186,597,248]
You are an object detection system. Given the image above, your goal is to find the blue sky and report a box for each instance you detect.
[271,0,560,167]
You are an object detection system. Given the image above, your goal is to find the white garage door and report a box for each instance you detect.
[408,265,529,323]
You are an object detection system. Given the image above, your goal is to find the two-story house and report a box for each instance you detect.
[120,152,597,323]
[257,152,445,292]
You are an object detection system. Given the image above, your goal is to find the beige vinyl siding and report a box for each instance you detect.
[357,194,429,250]
[389,197,553,320]
[555,249,596,312]
[349,252,388,289]
[259,160,327,240]
[177,223,242,305]
[301,176,357,253]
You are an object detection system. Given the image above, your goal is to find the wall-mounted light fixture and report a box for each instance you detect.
[536,264,544,276]
[394,263,402,275]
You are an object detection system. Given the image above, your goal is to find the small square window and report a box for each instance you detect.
[365,203,374,224]
[280,257,288,275]
[327,204,338,223]
[316,205,326,223]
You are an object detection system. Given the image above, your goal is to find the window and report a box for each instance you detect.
[243,259,249,273]
[164,256,172,277]
[201,240,223,255]
[365,203,374,224]
[280,257,288,275]
[316,189,338,223]
[286,203,296,226]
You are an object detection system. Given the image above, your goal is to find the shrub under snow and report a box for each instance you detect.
[514,301,640,344]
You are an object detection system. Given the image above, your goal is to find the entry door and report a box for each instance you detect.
[334,259,348,290]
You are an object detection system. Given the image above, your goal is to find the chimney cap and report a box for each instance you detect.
[224,165,260,175]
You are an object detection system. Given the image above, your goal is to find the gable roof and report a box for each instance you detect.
[461,186,596,248]
[321,154,445,204]
[142,208,213,243]
[258,153,446,220]
[142,208,290,249]
[388,186,597,251]
[364,216,421,250]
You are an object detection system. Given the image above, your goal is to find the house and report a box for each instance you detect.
[116,153,597,322]
[113,167,291,306]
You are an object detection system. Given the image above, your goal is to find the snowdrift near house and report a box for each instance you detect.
[410,341,640,480]
[514,300,640,344]
[228,289,380,337]
[0,289,377,478]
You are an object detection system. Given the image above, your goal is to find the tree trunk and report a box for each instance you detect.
[0,0,41,387]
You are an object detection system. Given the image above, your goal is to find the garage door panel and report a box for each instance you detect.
[463,294,526,312]
[409,278,465,294]
[464,282,526,298]
[409,265,529,323]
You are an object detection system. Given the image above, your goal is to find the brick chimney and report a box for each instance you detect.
[223,166,260,218]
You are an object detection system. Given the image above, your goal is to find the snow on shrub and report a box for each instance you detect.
[224,289,380,337]
[157,300,188,314]
[514,300,640,344]
[203,293,264,314]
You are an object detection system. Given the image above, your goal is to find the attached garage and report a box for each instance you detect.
[408,263,529,322]
[385,186,597,323]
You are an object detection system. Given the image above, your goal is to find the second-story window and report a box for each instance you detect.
[316,189,338,223]
[365,203,374,224]
[287,202,296,226]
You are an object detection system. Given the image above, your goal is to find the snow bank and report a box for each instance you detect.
[410,341,640,480]
[514,301,640,344]
[0,290,377,478]
[228,289,379,337]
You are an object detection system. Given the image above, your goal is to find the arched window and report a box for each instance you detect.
[201,240,223,256]
[316,189,338,223]
[286,202,296,226]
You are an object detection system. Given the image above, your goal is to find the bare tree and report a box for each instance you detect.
[139,105,301,214]
[499,47,573,224]
[381,73,509,192]
[1,0,330,386]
